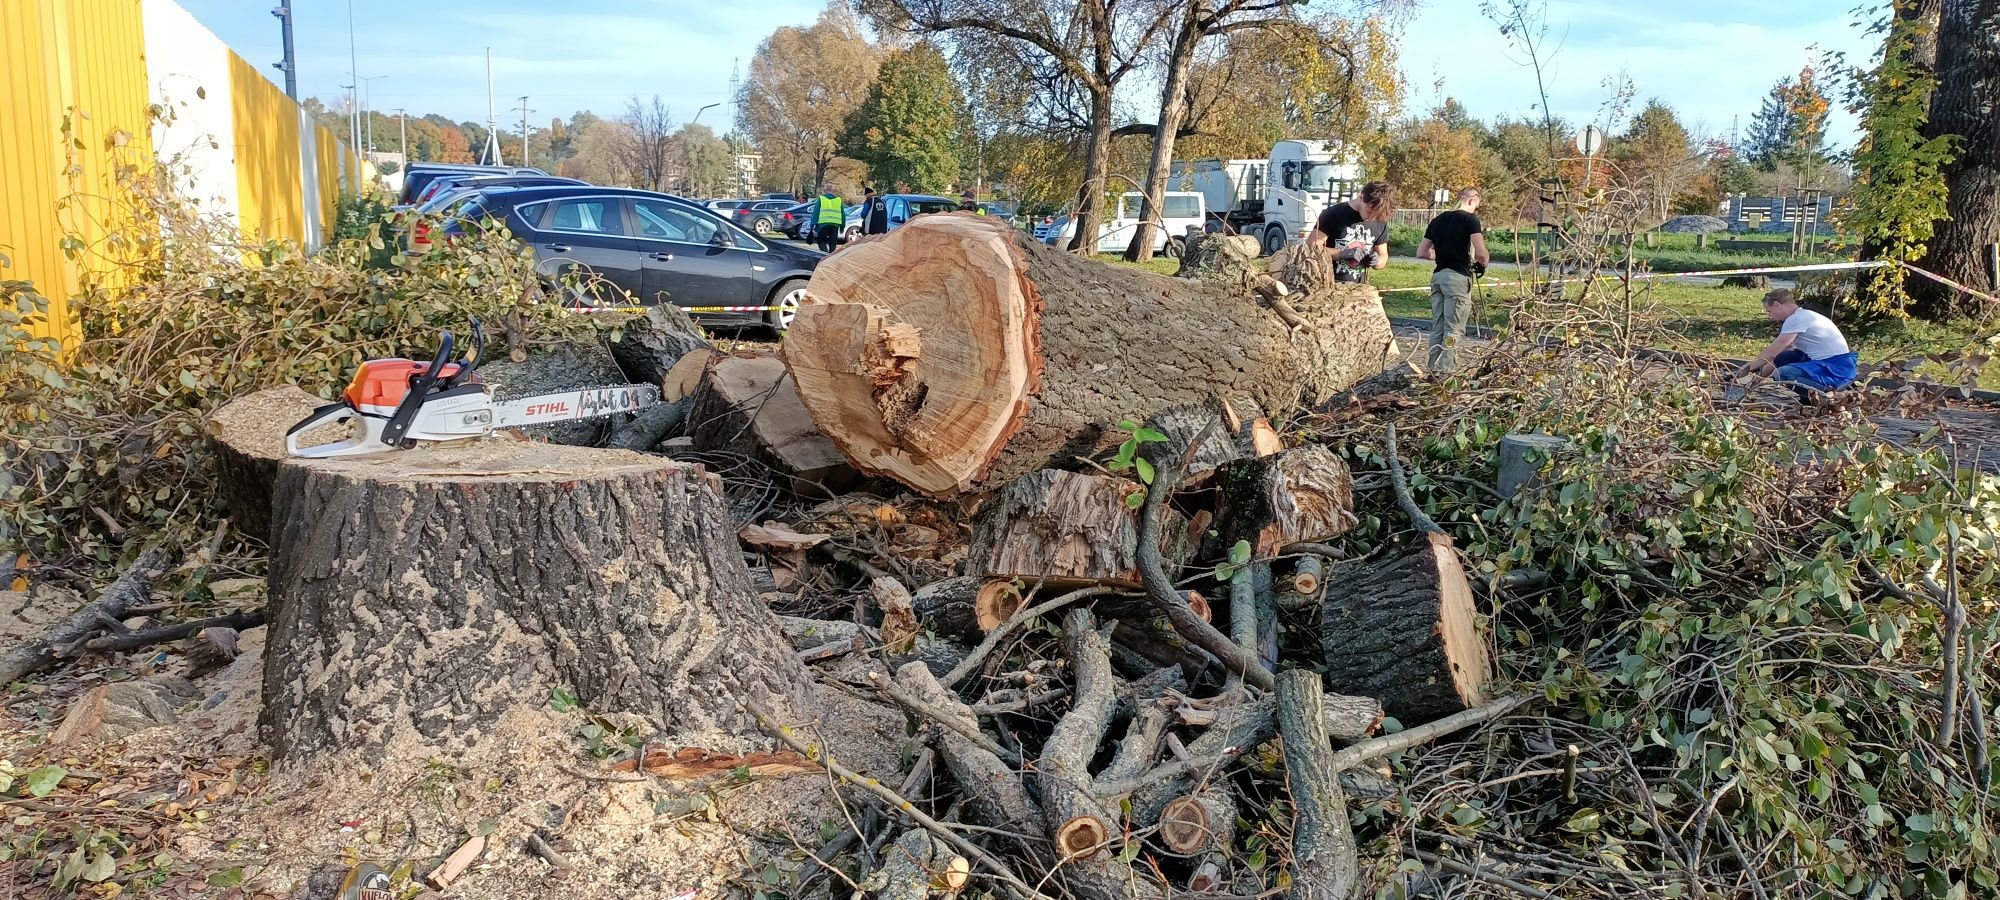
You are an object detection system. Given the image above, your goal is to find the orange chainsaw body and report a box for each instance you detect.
[343,359,476,415]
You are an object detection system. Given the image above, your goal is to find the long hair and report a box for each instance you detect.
[1360,181,1395,221]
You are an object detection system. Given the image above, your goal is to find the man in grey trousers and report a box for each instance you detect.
[1416,188,1491,372]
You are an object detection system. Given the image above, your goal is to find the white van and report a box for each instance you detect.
[1043,191,1207,256]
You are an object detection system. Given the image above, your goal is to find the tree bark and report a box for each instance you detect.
[1277,669,1359,900]
[1124,5,1204,264]
[782,216,1397,497]
[1914,0,2000,320]
[1068,86,1114,256]
[1321,533,1492,725]
[207,386,329,543]
[259,442,814,761]
[1210,445,1356,558]
[973,469,1190,588]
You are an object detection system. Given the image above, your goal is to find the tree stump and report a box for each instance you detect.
[1320,532,1491,725]
[1495,433,1571,499]
[782,215,1397,497]
[1176,233,1262,281]
[257,441,814,761]
[207,386,334,543]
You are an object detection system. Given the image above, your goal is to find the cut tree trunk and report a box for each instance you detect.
[207,386,333,542]
[605,304,712,386]
[782,215,1397,497]
[973,469,1190,588]
[257,442,814,761]
[1321,533,1491,725]
[1210,445,1356,558]
[1177,234,1264,281]
[686,351,856,494]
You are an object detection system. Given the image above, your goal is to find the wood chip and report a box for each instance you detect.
[636,746,821,780]
[424,834,487,890]
[738,522,832,550]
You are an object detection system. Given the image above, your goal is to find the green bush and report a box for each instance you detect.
[2,156,586,570]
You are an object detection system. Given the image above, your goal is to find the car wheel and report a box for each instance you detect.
[1164,236,1186,259]
[844,226,861,243]
[753,216,774,233]
[1263,224,1289,257]
[767,279,807,332]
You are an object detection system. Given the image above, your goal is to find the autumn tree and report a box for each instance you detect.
[675,124,736,198]
[1844,0,1955,317]
[1179,15,1405,164]
[619,95,677,192]
[564,119,639,185]
[844,43,969,194]
[1380,111,1490,206]
[1913,0,2000,320]
[739,3,882,194]
[1613,100,1698,222]
[436,125,473,164]
[1744,67,1832,174]
[861,0,1172,255]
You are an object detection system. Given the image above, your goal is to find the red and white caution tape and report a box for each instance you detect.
[1897,261,2000,309]
[1375,259,1892,294]
[566,305,779,314]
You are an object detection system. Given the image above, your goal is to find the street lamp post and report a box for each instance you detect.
[345,0,360,188]
[359,74,390,151]
[692,102,719,126]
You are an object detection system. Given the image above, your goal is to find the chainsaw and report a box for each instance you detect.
[286,320,659,458]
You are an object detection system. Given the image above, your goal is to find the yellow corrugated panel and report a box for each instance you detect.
[317,122,342,237]
[228,51,304,243]
[0,0,153,348]
[0,0,77,345]
[59,0,154,292]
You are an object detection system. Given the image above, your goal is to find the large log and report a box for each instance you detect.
[1321,533,1491,725]
[782,215,1397,497]
[972,469,1190,588]
[258,441,814,761]
[686,352,856,494]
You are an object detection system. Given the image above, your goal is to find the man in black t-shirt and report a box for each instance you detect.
[1306,181,1393,284]
[1416,187,1490,372]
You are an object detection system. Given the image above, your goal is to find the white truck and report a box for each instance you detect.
[1040,191,1207,256]
[1171,140,1365,256]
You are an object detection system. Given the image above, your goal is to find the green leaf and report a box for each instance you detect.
[1133,427,1167,443]
[549,687,579,712]
[1125,491,1145,510]
[1563,808,1602,833]
[24,764,66,797]
[1134,458,1155,484]
[207,867,245,888]
[1228,540,1251,566]
[80,849,115,883]
[1118,419,1139,431]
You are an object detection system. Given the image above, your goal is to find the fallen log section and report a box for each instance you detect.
[781,214,1399,497]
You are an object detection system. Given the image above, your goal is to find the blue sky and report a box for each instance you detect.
[175,0,1873,146]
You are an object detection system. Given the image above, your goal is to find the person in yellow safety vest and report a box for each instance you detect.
[814,184,845,253]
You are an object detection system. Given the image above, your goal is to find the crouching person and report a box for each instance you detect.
[1727,288,1859,400]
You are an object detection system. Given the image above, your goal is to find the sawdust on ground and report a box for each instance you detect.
[100,626,913,900]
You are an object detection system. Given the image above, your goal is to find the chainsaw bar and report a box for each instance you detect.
[492,384,660,428]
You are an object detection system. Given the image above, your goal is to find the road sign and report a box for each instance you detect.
[1575,125,1606,157]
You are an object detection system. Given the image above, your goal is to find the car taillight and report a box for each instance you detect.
[412,220,431,245]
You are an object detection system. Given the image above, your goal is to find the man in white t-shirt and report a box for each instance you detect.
[1727,289,1859,397]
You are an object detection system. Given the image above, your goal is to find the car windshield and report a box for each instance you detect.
[909,199,957,216]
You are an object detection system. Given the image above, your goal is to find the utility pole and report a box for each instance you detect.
[360,75,388,151]
[270,3,297,100]
[395,108,408,161]
[518,96,533,168]
[482,48,504,166]
[346,0,361,187]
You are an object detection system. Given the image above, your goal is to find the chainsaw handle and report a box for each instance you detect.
[382,331,453,446]
[440,318,486,388]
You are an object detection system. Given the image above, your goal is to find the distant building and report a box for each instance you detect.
[733,153,761,197]
[1726,194,1851,235]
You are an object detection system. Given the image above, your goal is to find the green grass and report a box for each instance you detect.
[1105,255,1995,387]
[1386,224,1849,275]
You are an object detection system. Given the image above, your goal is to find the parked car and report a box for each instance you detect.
[976,200,1018,223]
[1040,191,1205,256]
[865,194,959,235]
[411,185,822,331]
[412,174,585,212]
[724,200,796,234]
[764,192,799,202]
[399,163,545,206]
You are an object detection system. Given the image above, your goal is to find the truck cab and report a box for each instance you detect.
[1172,140,1364,256]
